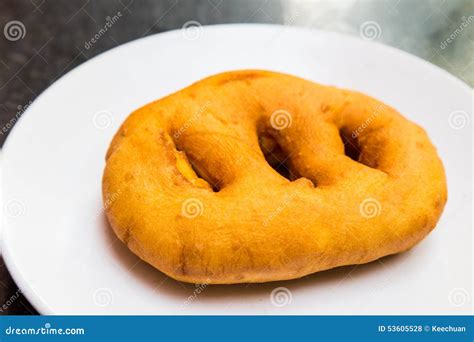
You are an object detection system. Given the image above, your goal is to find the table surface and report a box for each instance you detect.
[0,0,472,315]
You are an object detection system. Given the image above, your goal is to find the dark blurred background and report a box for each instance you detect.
[0,0,472,315]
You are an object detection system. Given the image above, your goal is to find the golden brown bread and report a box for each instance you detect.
[102,70,447,284]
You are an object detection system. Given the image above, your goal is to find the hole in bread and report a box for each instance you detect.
[189,158,222,192]
[339,127,361,162]
[258,133,299,181]
[173,149,220,192]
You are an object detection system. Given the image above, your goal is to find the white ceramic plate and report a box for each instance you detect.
[1,24,472,315]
